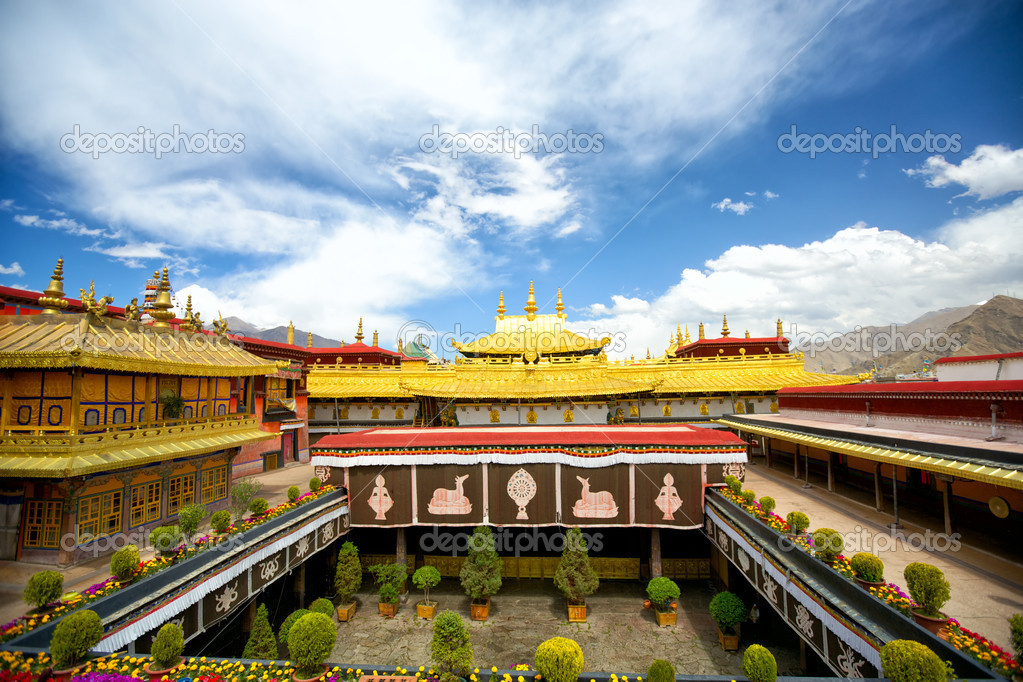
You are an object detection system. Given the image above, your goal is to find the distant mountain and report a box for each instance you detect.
[800,296,1023,377]
[218,317,340,347]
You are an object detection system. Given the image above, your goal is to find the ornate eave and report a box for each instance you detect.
[306,367,412,399]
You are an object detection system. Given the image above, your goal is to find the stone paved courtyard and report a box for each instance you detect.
[328,579,802,676]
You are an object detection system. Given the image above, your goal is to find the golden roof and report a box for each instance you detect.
[0,314,277,377]
[306,367,412,399]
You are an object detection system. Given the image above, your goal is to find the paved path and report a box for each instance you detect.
[329,580,801,676]
[744,463,1023,650]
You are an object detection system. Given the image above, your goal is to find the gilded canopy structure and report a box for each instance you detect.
[306,366,412,398]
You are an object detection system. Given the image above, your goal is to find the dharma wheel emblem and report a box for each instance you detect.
[506,468,537,520]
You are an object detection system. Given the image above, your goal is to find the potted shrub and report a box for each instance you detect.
[413,565,442,619]
[288,612,337,681]
[149,526,183,557]
[288,485,301,502]
[850,552,885,591]
[459,526,502,620]
[811,528,844,564]
[249,497,269,518]
[110,544,140,584]
[786,511,810,535]
[880,640,949,682]
[709,591,746,650]
[144,622,184,681]
[554,528,599,623]
[309,477,322,492]
[210,510,231,535]
[741,489,756,505]
[230,477,263,523]
[742,644,777,682]
[1011,613,1023,660]
[534,636,584,682]
[646,577,680,627]
[242,603,278,660]
[430,610,474,679]
[369,562,407,618]
[177,503,207,543]
[278,608,311,658]
[23,570,63,614]
[646,659,675,682]
[904,562,951,634]
[724,475,742,495]
[758,496,776,516]
[49,609,103,681]
[159,393,185,420]
[334,541,362,621]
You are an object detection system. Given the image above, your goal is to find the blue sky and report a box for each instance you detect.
[1,1,1022,359]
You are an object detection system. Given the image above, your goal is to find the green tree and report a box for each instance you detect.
[459,526,502,602]
[430,610,473,677]
[242,603,278,660]
[553,528,598,604]
[177,503,207,543]
[334,541,363,604]
[230,478,263,522]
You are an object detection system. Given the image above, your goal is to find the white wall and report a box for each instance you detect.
[937,356,1023,382]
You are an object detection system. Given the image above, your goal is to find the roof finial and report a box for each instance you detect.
[646,347,651,359]
[339,339,345,348]
[287,320,295,346]
[555,288,565,317]
[149,267,175,329]
[698,322,705,340]
[372,329,379,347]
[524,281,538,321]
[183,295,194,325]
[39,257,70,314]
[721,314,730,338]
[497,291,506,319]
[214,311,230,336]
[684,325,691,344]
[745,329,750,338]
[676,324,682,345]
[777,318,784,338]
[355,318,364,342]
[307,331,313,348]
[397,337,404,354]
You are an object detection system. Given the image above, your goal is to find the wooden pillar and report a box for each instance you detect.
[0,371,11,435]
[57,493,77,567]
[793,444,800,479]
[294,562,306,608]
[891,464,900,527]
[650,528,662,578]
[242,599,258,636]
[144,374,153,426]
[873,462,884,512]
[826,452,835,493]
[396,528,408,601]
[205,378,215,421]
[942,479,953,536]
[762,437,771,468]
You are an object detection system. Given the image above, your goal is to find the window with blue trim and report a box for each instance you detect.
[17,406,32,425]
[217,403,226,416]
[112,407,127,424]
[47,405,63,426]
[183,405,193,418]
[84,409,100,426]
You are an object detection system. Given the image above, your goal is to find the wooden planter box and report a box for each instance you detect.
[378,601,398,618]
[470,597,491,621]
[654,609,677,627]
[567,600,587,623]
[336,601,357,622]
[718,627,740,651]
[417,601,438,619]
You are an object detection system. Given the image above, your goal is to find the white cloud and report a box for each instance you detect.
[744,191,756,197]
[581,198,1023,358]
[711,198,754,216]
[763,190,779,199]
[905,144,1023,200]
[555,220,584,238]
[13,214,110,238]
[0,199,15,211]
[0,262,25,276]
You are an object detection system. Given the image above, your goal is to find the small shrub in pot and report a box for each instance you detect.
[23,571,63,610]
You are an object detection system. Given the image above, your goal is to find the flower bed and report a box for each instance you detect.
[0,487,336,644]
[947,618,1022,679]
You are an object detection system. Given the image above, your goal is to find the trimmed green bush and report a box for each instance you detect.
[811,528,845,563]
[1011,613,1023,659]
[177,503,207,541]
[230,477,263,522]
[646,659,675,682]
[50,609,103,670]
[758,496,776,515]
[288,612,337,679]
[850,552,885,583]
[645,577,680,613]
[554,527,599,604]
[242,603,278,660]
[904,562,950,618]
[210,510,231,533]
[742,644,777,682]
[430,610,474,677]
[413,565,442,606]
[110,544,140,580]
[459,526,502,602]
[880,640,949,682]
[23,570,63,610]
[149,526,183,555]
[279,608,311,644]
[741,489,756,504]
[535,637,584,682]
[310,597,334,617]
[149,622,184,670]
[786,511,810,534]
[249,498,269,515]
[309,477,322,492]
[334,541,362,604]
[287,485,301,502]
[725,476,742,494]
[370,562,407,604]
[709,591,746,633]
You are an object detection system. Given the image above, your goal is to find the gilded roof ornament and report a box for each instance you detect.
[124,297,141,322]
[721,314,730,338]
[777,318,784,337]
[698,322,705,340]
[372,330,379,347]
[182,295,194,325]
[355,318,364,342]
[39,258,70,314]
[397,338,404,353]
[149,267,175,329]
[524,281,538,321]
[307,330,313,348]
[555,288,565,317]
[287,320,295,346]
[684,325,691,344]
[79,281,114,317]
[189,310,203,332]
[497,291,506,319]
[214,311,230,336]
[745,330,751,338]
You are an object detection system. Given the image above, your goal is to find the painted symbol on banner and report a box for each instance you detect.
[762,574,779,605]
[737,549,750,573]
[260,556,280,582]
[368,474,393,520]
[506,468,537,520]
[215,582,239,613]
[723,462,745,480]
[321,522,336,544]
[572,476,618,518]
[654,473,682,520]
[795,604,815,639]
[836,642,866,678]
[314,466,330,483]
[717,530,729,553]
[428,474,472,515]
[295,535,311,559]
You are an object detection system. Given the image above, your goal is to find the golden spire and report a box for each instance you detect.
[745,329,751,338]
[39,258,70,314]
[372,330,379,347]
[183,295,194,325]
[555,288,565,317]
[307,331,313,348]
[646,348,651,359]
[684,325,691,344]
[721,314,730,338]
[497,291,506,319]
[355,318,364,342]
[339,339,345,348]
[777,318,784,337]
[676,324,682,345]
[698,322,705,340]
[524,281,538,320]
[149,267,175,329]
[286,320,295,345]
[397,338,404,354]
